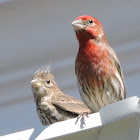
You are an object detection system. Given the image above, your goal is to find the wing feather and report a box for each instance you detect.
[51,94,91,114]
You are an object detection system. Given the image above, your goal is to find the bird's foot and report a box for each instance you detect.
[75,112,90,125]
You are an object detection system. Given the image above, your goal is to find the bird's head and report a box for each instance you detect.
[72,15,105,44]
[31,68,58,100]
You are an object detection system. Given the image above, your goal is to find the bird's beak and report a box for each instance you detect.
[72,19,84,30]
[31,79,42,89]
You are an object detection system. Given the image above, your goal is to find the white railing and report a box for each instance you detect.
[0,96,139,140]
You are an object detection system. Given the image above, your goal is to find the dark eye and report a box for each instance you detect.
[89,19,93,23]
[46,80,50,84]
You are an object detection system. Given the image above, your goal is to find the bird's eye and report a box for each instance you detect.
[46,80,50,84]
[89,19,93,23]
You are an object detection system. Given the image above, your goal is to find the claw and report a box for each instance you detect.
[75,114,81,124]
[75,112,90,125]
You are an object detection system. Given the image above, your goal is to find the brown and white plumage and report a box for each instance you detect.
[31,69,91,125]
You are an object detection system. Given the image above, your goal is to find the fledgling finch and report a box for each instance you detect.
[72,15,126,113]
[31,68,91,125]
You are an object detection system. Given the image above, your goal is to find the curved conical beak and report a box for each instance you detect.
[31,79,42,89]
[72,19,84,31]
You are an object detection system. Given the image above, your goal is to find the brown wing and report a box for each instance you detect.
[115,59,127,98]
[51,93,91,115]
[108,46,127,99]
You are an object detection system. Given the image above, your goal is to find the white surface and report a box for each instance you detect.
[100,96,140,125]
[0,129,34,140]
[98,114,140,140]
[0,0,140,137]
[1,96,139,140]
[36,113,101,140]
[35,96,140,140]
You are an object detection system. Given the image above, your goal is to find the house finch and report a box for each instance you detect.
[31,68,91,125]
[72,15,126,113]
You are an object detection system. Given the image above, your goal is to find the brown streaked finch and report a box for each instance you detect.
[31,68,91,125]
[72,15,126,113]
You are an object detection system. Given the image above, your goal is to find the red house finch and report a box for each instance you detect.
[31,68,91,125]
[72,15,126,113]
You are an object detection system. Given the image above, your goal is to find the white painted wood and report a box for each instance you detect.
[0,129,34,140]
[35,112,101,140]
[98,114,140,140]
[1,96,139,140]
[100,96,140,125]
